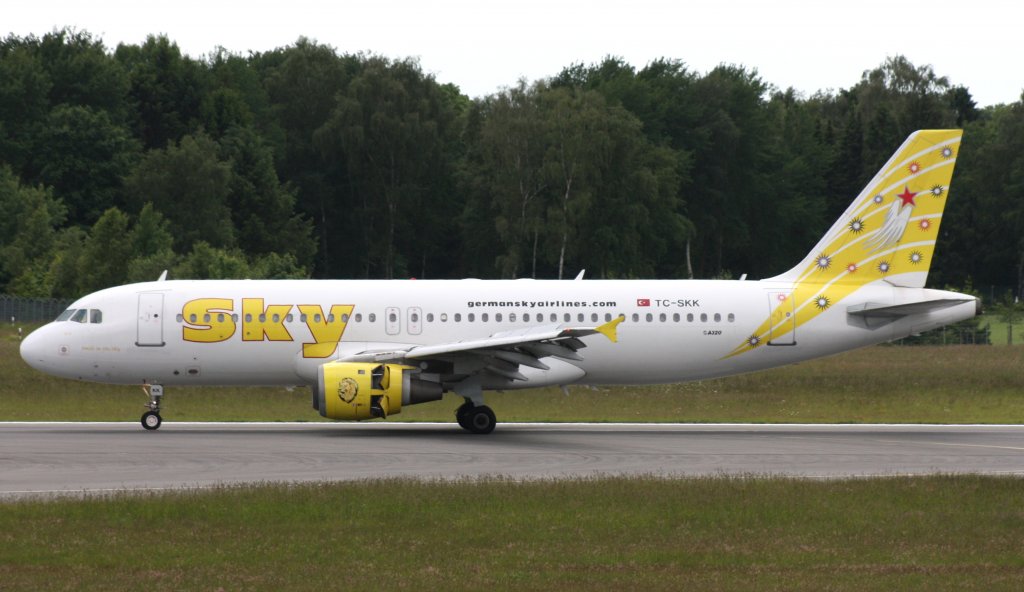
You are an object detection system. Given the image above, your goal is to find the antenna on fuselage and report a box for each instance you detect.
[157,270,168,282]
[574,269,585,280]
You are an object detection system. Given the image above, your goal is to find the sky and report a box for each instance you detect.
[7,0,1022,107]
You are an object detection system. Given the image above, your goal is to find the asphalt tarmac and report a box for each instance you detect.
[2,422,1023,497]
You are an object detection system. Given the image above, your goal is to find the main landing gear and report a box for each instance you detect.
[455,400,497,434]
[141,384,164,431]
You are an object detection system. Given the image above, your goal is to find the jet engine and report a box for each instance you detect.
[314,361,442,420]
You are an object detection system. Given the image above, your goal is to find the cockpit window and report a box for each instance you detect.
[70,309,88,323]
[56,309,76,322]
[90,309,103,324]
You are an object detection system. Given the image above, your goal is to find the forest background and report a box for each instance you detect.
[1,29,1021,302]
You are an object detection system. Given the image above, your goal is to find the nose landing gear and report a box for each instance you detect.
[141,384,164,430]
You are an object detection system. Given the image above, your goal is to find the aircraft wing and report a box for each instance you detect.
[339,316,624,381]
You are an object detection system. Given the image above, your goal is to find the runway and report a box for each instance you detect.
[2,422,1024,496]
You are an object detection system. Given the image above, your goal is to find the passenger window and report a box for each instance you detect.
[659,313,666,322]
[495,313,502,322]
[700,313,708,322]
[204,313,211,323]
[259,314,266,322]
[245,313,253,323]
[550,313,557,322]
[328,314,335,323]
[673,313,680,322]
[341,314,349,323]
[411,313,419,323]
[714,313,721,322]
[190,313,198,323]
[71,309,88,323]
[56,309,75,322]
[510,313,516,322]
[440,313,448,322]
[232,314,239,322]
[631,313,639,322]
[564,313,571,322]
[355,314,362,322]
[523,313,530,322]
[591,313,598,322]
[482,313,489,322]
[90,309,103,324]
[389,312,397,322]
[176,314,183,323]
[369,313,376,322]
[468,313,475,322]
[272,313,280,323]
[217,313,225,322]
[605,313,612,322]
[687,313,694,322]
[646,313,653,322]
[728,313,735,323]
[454,313,461,322]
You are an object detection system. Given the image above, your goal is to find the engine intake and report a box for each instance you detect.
[314,362,442,420]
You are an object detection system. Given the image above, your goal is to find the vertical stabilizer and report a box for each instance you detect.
[726,130,963,359]
[768,129,962,289]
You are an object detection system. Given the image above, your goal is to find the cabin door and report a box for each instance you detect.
[136,293,165,347]
[767,291,796,345]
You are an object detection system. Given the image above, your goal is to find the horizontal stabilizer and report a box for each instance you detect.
[847,298,973,319]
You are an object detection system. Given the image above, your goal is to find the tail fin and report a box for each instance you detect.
[725,130,964,359]
[768,129,963,289]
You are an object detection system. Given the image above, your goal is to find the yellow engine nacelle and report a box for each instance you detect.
[314,362,442,421]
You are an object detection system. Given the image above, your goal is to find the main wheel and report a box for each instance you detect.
[141,411,162,431]
[455,401,474,429]
[465,405,496,435]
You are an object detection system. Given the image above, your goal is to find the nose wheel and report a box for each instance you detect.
[141,411,162,430]
[141,384,164,431]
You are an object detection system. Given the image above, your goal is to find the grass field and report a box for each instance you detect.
[982,315,1023,346]
[4,324,1024,423]
[2,475,1023,591]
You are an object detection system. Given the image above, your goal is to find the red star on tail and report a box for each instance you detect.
[897,186,917,207]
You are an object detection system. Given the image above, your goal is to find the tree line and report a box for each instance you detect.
[1,29,1022,300]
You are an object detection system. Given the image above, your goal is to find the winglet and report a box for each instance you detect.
[595,315,625,343]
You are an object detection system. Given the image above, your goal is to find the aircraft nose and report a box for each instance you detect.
[20,326,52,372]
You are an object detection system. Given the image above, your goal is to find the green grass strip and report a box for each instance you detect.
[2,475,1023,590]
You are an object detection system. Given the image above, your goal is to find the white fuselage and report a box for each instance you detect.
[20,278,977,390]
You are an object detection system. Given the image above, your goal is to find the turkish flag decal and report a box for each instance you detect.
[637,299,650,307]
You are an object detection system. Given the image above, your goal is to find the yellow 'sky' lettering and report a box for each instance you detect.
[242,298,294,342]
[183,298,236,343]
[298,304,354,358]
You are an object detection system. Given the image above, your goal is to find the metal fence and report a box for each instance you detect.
[0,294,74,324]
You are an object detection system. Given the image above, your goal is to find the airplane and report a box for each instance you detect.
[20,129,978,434]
